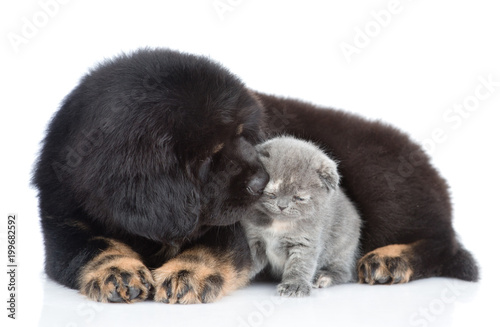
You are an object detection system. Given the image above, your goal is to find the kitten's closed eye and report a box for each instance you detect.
[264,192,277,199]
[292,196,306,202]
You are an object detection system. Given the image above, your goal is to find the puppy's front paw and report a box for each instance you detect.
[153,246,248,304]
[80,257,153,303]
[153,264,224,304]
[277,281,311,297]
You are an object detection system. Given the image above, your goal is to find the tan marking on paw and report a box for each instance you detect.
[153,246,249,304]
[358,243,416,285]
[79,238,153,303]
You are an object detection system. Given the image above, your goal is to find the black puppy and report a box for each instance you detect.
[257,93,479,285]
[33,48,478,303]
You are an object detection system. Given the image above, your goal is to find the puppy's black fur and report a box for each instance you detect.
[256,94,479,282]
[33,48,478,299]
[34,49,268,290]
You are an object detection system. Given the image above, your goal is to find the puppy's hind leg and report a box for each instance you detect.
[357,239,479,285]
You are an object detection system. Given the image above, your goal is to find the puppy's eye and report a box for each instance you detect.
[292,195,305,202]
[264,192,277,199]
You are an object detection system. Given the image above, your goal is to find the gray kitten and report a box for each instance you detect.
[242,136,362,297]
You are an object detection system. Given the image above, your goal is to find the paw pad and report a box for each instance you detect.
[80,258,153,303]
[357,245,413,285]
[277,281,311,297]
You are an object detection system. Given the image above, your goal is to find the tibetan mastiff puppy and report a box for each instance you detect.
[33,48,478,303]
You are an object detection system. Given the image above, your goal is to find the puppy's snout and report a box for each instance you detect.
[246,171,269,196]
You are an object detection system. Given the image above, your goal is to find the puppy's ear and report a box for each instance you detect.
[317,160,340,191]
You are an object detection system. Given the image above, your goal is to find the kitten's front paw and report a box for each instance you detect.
[277,281,311,297]
[313,270,336,288]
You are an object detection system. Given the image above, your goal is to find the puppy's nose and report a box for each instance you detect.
[246,171,269,196]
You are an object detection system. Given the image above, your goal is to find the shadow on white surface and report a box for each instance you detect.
[37,274,484,327]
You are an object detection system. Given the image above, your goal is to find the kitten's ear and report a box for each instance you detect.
[256,144,270,158]
[317,160,340,191]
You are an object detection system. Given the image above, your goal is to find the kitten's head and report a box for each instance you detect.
[255,136,340,220]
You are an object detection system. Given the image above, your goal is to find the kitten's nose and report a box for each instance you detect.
[246,171,270,196]
[278,205,287,211]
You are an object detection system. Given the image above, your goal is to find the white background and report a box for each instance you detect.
[1,0,499,326]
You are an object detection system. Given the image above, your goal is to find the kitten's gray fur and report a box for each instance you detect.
[242,136,362,297]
